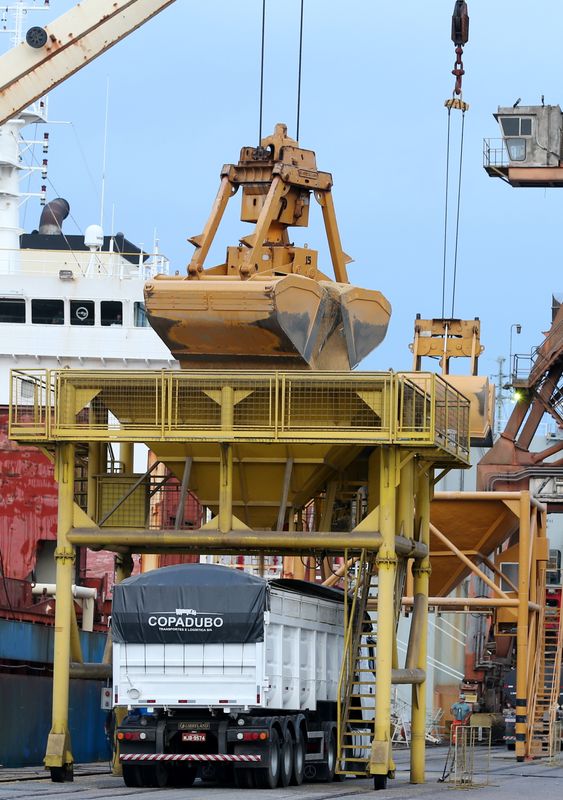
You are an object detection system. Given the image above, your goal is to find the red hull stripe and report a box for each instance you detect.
[120,753,262,763]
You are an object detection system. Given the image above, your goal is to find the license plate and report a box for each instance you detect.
[182,732,207,743]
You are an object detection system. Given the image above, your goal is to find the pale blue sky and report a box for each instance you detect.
[7,1,563,381]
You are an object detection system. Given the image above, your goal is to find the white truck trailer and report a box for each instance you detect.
[112,563,347,789]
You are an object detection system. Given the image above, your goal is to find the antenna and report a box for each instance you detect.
[100,77,110,228]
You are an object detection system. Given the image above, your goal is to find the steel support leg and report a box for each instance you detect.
[370,447,397,787]
[410,464,431,783]
[112,552,134,776]
[45,442,75,782]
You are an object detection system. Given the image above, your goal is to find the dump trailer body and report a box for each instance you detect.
[112,564,348,787]
[112,565,344,710]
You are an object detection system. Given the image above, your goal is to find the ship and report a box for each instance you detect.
[0,1,199,768]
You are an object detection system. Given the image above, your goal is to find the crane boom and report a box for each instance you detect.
[0,0,176,126]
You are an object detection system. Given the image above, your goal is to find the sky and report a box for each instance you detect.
[4,0,563,384]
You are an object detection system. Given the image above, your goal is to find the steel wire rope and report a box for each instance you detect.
[440,108,452,318]
[295,0,305,141]
[258,0,267,143]
[450,109,466,318]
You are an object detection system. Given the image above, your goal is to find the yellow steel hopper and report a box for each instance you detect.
[145,124,391,370]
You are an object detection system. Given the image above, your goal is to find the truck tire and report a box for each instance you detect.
[255,728,281,789]
[122,764,141,787]
[316,731,336,782]
[290,728,305,785]
[279,728,294,787]
[234,767,255,788]
[139,763,168,788]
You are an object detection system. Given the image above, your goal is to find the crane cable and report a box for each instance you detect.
[295,0,305,142]
[258,0,306,145]
[258,0,266,143]
[441,1,469,318]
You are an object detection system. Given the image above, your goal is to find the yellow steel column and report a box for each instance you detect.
[44,442,75,781]
[410,463,431,783]
[120,442,134,474]
[112,552,134,776]
[516,491,531,761]
[370,446,397,789]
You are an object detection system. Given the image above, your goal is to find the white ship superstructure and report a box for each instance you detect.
[0,6,177,406]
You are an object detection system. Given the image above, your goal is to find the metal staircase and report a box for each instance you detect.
[528,589,563,757]
[337,551,407,776]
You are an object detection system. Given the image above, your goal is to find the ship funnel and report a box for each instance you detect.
[38,197,70,235]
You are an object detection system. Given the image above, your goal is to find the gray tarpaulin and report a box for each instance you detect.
[112,563,268,645]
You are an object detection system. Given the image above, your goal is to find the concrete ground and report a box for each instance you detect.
[0,748,561,799]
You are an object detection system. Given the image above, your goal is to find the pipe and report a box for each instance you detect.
[68,528,428,558]
[32,583,97,600]
[391,668,425,685]
[69,528,385,553]
[400,596,540,610]
[69,662,111,681]
[38,198,70,235]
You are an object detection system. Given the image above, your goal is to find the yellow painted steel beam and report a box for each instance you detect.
[370,448,397,783]
[112,552,133,776]
[44,443,75,778]
[410,466,431,784]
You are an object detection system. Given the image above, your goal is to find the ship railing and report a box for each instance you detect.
[0,247,170,278]
[9,369,471,463]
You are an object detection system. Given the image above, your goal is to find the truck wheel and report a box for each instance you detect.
[122,764,140,787]
[316,731,336,782]
[255,728,281,789]
[234,767,255,788]
[139,763,168,788]
[279,728,294,787]
[290,728,305,785]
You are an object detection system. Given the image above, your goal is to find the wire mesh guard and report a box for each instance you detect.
[10,369,470,461]
[442,725,492,788]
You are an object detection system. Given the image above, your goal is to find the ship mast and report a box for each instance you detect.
[0,1,49,272]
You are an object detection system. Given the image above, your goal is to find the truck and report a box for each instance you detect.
[112,563,347,789]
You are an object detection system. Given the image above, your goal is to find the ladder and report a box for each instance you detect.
[336,550,407,776]
[528,589,563,757]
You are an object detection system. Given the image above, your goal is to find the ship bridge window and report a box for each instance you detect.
[31,298,64,325]
[70,300,95,326]
[500,116,533,136]
[101,300,123,326]
[134,301,149,327]
[0,298,25,323]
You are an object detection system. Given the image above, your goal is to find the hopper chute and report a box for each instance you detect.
[145,124,391,370]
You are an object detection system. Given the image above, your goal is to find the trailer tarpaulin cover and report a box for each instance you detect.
[112,563,268,644]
